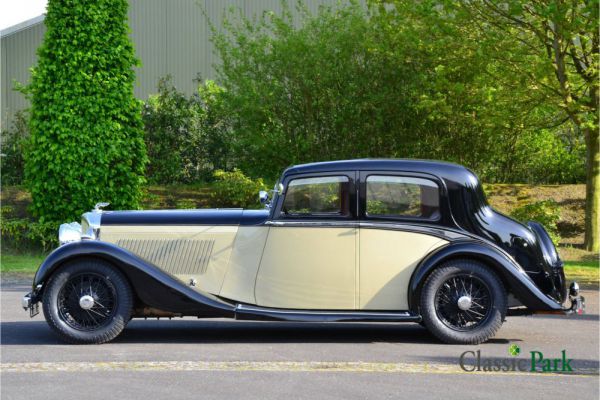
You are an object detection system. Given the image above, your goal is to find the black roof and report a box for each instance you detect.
[282,159,479,185]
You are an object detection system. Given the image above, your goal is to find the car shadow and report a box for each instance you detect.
[529,313,599,321]
[0,319,519,346]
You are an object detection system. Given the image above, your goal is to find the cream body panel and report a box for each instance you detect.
[100,225,237,295]
[359,229,447,310]
[219,226,270,303]
[255,227,356,309]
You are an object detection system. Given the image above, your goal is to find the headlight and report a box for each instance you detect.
[59,222,82,245]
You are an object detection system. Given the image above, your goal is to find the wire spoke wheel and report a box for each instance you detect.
[434,274,492,331]
[57,272,118,331]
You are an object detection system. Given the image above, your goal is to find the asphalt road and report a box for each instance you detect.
[1,283,598,400]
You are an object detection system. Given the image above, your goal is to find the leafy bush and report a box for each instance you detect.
[1,218,58,252]
[511,200,562,245]
[25,0,147,223]
[1,111,29,185]
[212,1,585,184]
[214,3,407,179]
[211,169,266,208]
[143,77,232,184]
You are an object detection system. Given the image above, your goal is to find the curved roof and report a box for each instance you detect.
[282,158,479,185]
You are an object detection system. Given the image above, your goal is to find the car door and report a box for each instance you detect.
[358,172,448,310]
[254,173,358,309]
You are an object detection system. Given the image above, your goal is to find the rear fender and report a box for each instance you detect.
[408,241,563,313]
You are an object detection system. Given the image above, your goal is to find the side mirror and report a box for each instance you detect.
[259,190,270,205]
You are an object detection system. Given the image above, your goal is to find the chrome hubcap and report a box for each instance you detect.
[435,274,492,331]
[79,295,95,310]
[457,295,472,311]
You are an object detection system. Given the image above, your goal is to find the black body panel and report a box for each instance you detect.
[101,209,269,226]
[283,159,472,182]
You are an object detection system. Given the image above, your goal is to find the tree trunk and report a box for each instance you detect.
[584,125,599,252]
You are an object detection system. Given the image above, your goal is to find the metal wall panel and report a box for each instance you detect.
[165,0,206,92]
[1,21,45,128]
[1,0,359,129]
[128,0,168,98]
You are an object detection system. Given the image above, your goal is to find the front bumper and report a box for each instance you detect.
[564,282,585,315]
[21,291,40,317]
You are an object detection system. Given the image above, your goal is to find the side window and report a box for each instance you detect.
[281,176,350,217]
[366,175,440,219]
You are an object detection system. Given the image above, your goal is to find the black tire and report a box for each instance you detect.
[42,259,133,344]
[420,259,506,345]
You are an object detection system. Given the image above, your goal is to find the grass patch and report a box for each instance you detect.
[1,253,46,273]
[564,260,598,269]
[563,260,599,287]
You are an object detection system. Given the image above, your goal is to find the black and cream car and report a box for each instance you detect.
[22,159,584,344]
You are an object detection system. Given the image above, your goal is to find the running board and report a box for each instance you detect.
[234,304,421,323]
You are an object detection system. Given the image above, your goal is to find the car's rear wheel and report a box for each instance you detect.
[42,259,132,344]
[420,259,506,344]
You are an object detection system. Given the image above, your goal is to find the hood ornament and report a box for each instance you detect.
[94,202,110,212]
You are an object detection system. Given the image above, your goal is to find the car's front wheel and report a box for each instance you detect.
[420,259,506,344]
[42,259,133,344]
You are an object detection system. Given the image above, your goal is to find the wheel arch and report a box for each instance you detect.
[36,253,141,306]
[408,241,563,314]
[33,241,236,317]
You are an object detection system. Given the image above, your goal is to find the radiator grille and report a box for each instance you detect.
[116,238,215,274]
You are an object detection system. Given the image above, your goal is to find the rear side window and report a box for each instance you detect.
[282,176,350,217]
[366,175,439,219]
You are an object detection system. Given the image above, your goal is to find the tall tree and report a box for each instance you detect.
[214,2,582,182]
[461,0,598,251]
[380,0,598,250]
[25,0,147,223]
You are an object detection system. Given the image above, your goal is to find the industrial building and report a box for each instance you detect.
[1,0,344,129]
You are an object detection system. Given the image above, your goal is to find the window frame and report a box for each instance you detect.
[359,171,443,223]
[273,172,357,221]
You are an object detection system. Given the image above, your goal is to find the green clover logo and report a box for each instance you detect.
[508,344,521,356]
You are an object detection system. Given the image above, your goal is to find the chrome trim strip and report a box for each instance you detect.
[236,304,412,317]
[265,220,358,228]
[234,304,421,322]
[265,220,467,241]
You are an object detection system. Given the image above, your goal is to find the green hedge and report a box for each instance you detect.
[25,0,146,223]
[1,219,58,253]
[211,169,267,208]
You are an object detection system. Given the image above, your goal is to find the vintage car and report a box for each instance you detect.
[22,159,584,344]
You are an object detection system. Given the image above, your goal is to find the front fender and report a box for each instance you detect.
[32,240,235,317]
[408,241,563,313]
